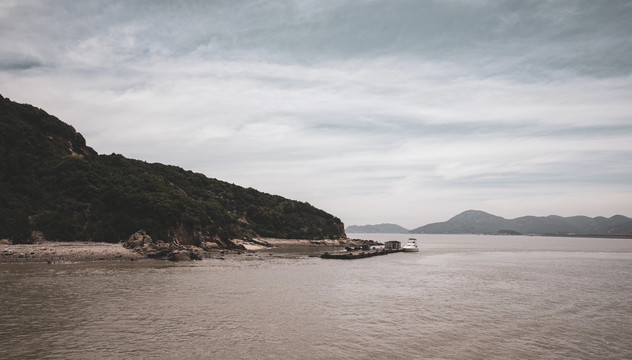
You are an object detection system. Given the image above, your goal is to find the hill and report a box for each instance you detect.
[0,94,346,246]
[409,210,632,235]
[346,223,409,233]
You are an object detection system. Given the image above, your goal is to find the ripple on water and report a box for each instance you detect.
[1,236,631,359]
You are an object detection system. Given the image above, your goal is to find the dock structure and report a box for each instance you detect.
[384,240,402,250]
[320,247,403,260]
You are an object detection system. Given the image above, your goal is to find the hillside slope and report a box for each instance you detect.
[346,223,409,233]
[0,94,345,245]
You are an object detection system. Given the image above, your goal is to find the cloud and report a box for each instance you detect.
[1,0,631,227]
[0,56,43,71]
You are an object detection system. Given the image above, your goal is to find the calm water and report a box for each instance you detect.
[1,235,631,359]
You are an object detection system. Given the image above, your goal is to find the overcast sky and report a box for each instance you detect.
[1,0,632,228]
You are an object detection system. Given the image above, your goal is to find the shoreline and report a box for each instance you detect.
[0,238,368,264]
[234,237,362,250]
[1,242,144,264]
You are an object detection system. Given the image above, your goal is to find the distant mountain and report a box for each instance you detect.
[0,94,346,245]
[411,210,506,234]
[409,210,632,235]
[346,223,409,233]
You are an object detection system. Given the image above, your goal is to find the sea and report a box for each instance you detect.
[1,234,631,360]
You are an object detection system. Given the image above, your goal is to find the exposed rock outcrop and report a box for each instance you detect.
[30,231,46,243]
[123,230,207,261]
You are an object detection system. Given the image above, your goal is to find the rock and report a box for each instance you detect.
[168,247,204,261]
[0,239,11,245]
[144,245,171,259]
[124,230,206,261]
[201,241,219,250]
[30,231,46,243]
[188,248,203,260]
[124,230,153,249]
[168,250,191,262]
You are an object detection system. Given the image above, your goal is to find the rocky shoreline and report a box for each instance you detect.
[0,236,377,264]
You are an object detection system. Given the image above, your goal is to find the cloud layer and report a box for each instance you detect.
[2,0,631,227]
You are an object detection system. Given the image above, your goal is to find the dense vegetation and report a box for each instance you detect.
[0,94,345,245]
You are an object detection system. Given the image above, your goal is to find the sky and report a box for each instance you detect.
[1,0,632,229]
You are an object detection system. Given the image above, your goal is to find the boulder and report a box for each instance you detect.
[201,241,220,250]
[124,231,141,248]
[189,247,204,260]
[125,230,204,261]
[168,250,191,262]
[30,231,46,243]
[124,230,153,249]
[143,242,171,258]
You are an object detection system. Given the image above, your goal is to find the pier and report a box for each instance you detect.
[320,248,403,260]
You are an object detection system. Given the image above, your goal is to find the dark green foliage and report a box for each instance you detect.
[0,94,346,244]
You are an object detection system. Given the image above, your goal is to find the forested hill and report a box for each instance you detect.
[0,94,346,246]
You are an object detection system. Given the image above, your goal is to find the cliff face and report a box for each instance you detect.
[0,94,346,245]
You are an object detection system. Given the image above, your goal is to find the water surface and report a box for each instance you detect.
[1,235,631,359]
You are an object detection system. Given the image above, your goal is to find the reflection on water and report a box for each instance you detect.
[1,235,631,359]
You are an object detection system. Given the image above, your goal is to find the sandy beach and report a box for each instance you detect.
[0,242,144,263]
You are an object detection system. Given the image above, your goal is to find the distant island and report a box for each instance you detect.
[348,210,632,236]
[345,223,409,234]
[0,94,347,253]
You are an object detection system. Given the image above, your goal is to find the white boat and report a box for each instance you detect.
[402,238,419,252]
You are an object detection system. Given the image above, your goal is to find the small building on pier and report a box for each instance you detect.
[384,241,401,250]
